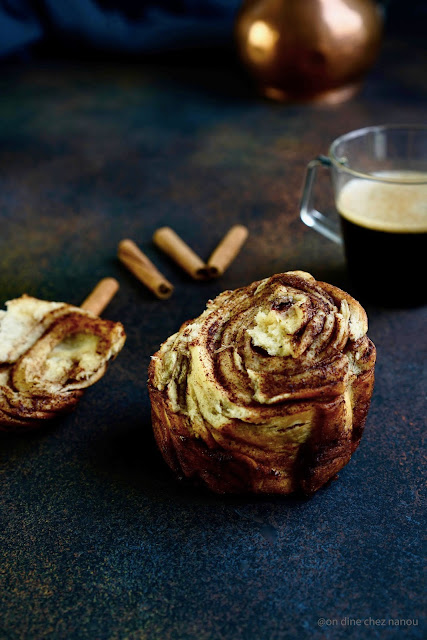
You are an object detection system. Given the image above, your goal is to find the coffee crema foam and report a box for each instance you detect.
[337,171,427,233]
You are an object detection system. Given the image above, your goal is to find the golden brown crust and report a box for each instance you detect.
[148,271,376,495]
[0,295,126,432]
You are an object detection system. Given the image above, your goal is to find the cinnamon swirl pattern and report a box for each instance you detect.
[0,295,125,431]
[148,271,376,494]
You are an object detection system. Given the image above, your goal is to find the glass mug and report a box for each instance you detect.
[300,125,427,306]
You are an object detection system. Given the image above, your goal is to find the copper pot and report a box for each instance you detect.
[235,0,383,103]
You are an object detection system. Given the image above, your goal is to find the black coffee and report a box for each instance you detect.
[336,174,427,306]
[340,218,427,306]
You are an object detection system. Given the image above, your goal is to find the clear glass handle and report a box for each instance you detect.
[300,155,342,245]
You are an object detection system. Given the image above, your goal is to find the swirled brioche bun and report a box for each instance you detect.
[0,295,125,431]
[148,271,376,495]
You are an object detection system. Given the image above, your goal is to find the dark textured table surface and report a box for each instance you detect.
[1,33,426,640]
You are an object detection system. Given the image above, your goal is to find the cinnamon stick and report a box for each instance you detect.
[153,227,209,280]
[81,277,119,315]
[118,239,173,299]
[207,225,249,277]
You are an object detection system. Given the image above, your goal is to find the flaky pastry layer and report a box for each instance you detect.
[0,295,125,431]
[148,271,376,494]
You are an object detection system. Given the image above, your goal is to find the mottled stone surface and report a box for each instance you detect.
[1,35,426,640]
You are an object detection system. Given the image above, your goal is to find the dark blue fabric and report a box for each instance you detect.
[0,1,424,59]
[0,0,241,57]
